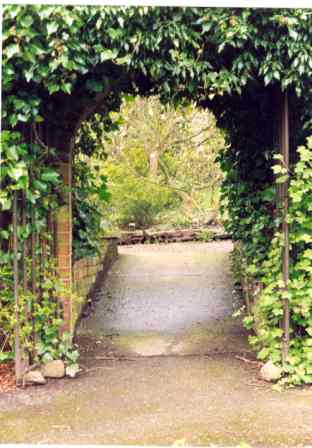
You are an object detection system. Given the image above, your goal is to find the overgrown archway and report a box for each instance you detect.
[2,5,312,385]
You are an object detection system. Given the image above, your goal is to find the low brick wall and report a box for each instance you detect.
[72,237,118,330]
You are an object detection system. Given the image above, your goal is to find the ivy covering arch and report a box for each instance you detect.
[1,5,312,384]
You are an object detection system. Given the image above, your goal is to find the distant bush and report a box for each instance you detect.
[118,199,159,227]
[104,159,178,228]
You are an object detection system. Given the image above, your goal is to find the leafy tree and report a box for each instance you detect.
[98,96,224,227]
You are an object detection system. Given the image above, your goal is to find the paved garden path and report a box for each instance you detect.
[78,241,248,356]
[1,242,312,447]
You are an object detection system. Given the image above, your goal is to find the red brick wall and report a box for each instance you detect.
[72,238,118,329]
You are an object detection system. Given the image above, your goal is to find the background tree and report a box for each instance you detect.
[95,96,225,227]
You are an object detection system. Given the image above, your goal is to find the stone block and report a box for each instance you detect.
[42,360,65,378]
[24,370,46,385]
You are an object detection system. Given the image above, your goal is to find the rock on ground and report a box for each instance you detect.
[260,360,282,382]
[42,360,65,379]
[24,370,46,385]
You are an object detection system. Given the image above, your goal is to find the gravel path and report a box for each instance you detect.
[2,242,312,446]
[78,241,248,356]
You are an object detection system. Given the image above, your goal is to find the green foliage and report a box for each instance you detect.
[0,258,70,364]
[1,129,60,214]
[72,158,110,260]
[96,95,224,228]
[0,130,74,365]
[58,333,80,375]
[155,209,194,230]
[1,130,60,218]
[39,331,79,368]
[75,111,121,158]
[198,229,214,242]
[231,138,312,385]
[215,84,311,387]
[3,6,312,133]
[103,158,175,228]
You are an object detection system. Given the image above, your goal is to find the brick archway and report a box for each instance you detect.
[38,84,122,331]
[34,79,290,339]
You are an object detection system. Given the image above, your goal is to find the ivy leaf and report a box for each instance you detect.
[273,71,280,81]
[6,44,19,59]
[61,82,72,94]
[33,179,48,192]
[272,165,284,174]
[289,29,299,40]
[0,352,14,362]
[0,196,11,211]
[100,49,118,62]
[47,22,58,35]
[47,83,60,94]
[116,55,131,65]
[20,15,34,27]
[7,146,18,160]
[202,23,212,33]
[41,352,54,363]
[8,165,26,181]
[0,230,10,240]
[25,69,34,83]
[262,188,275,202]
[17,113,28,122]
[41,169,60,183]
[97,185,110,202]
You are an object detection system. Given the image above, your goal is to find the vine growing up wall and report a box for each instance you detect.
[242,137,312,385]
[0,129,67,378]
[217,85,312,384]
